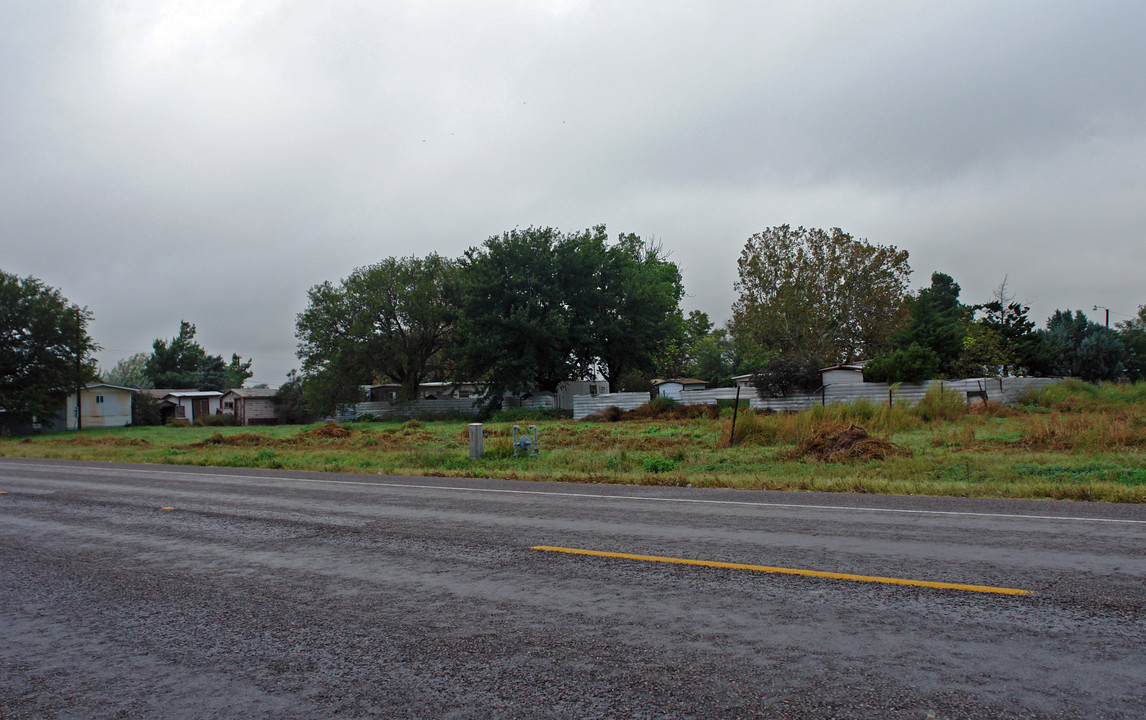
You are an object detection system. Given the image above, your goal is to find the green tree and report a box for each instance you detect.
[273,370,313,424]
[225,354,253,389]
[101,352,153,389]
[956,323,1013,377]
[1117,305,1146,382]
[862,343,942,383]
[131,391,163,426]
[893,272,967,376]
[593,234,686,390]
[730,225,911,366]
[973,298,1046,376]
[195,355,228,391]
[452,227,607,407]
[654,310,718,381]
[145,321,208,388]
[0,270,99,425]
[1044,309,1126,381]
[752,357,822,397]
[1076,327,1125,382]
[296,254,457,414]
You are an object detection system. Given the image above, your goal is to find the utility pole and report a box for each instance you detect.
[75,353,83,431]
[1093,305,1109,327]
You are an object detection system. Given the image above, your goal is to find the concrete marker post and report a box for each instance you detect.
[468,423,483,460]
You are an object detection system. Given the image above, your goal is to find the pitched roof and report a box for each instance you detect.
[222,388,279,398]
[161,391,224,399]
[81,383,137,392]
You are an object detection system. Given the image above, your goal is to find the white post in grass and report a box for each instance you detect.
[468,423,484,460]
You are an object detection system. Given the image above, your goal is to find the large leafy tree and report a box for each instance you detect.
[1044,309,1126,381]
[452,226,607,404]
[452,226,687,404]
[144,321,251,390]
[970,280,1053,376]
[101,352,153,389]
[296,254,457,414]
[145,321,208,388]
[730,225,911,366]
[1117,305,1146,381]
[895,272,967,376]
[593,234,685,390]
[0,270,99,424]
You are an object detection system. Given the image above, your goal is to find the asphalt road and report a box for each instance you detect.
[2,457,1144,719]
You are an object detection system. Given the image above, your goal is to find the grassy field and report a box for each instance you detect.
[3,380,1145,502]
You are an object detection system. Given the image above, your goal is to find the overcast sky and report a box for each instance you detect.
[3,1,1143,386]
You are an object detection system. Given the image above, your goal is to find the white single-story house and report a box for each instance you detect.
[820,363,867,386]
[62,383,135,430]
[652,378,707,400]
[732,374,755,390]
[220,388,280,425]
[158,391,223,423]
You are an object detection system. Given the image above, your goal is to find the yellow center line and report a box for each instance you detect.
[531,546,1031,596]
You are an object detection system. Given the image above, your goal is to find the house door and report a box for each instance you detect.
[193,398,210,420]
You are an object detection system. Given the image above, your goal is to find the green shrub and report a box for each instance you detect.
[648,396,678,412]
[864,344,941,383]
[752,357,822,397]
[912,384,966,422]
[642,455,677,473]
[730,409,776,445]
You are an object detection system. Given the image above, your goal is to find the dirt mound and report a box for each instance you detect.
[65,436,151,447]
[297,422,353,439]
[189,432,268,447]
[584,403,719,422]
[785,424,911,462]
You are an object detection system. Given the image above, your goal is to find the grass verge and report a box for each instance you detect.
[3,381,1144,502]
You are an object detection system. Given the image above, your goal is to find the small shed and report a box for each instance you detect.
[159,391,223,423]
[731,374,756,390]
[220,388,280,426]
[652,378,707,401]
[65,383,135,430]
[820,363,866,386]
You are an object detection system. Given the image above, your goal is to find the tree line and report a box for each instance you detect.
[295,223,1145,413]
[295,226,684,415]
[3,223,1144,425]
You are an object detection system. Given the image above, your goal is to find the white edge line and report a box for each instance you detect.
[3,459,1146,526]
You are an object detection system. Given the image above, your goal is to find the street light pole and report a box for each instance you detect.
[1093,305,1109,327]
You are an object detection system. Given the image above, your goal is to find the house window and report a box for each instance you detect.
[95,395,104,403]
[224,401,234,409]
[589,385,598,396]
[175,406,186,418]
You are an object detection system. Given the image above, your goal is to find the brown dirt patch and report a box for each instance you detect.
[785,424,911,462]
[297,422,353,440]
[185,432,268,448]
[64,436,152,447]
